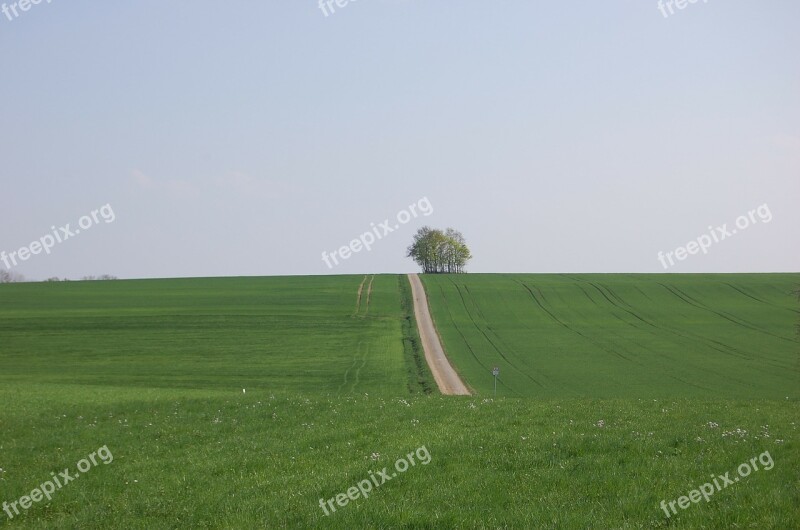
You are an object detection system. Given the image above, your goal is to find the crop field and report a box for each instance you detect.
[0,274,798,528]
[421,274,800,399]
[0,275,430,396]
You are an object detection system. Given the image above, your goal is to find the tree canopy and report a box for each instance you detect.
[406,227,471,274]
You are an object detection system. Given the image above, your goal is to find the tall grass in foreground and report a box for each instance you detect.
[0,384,796,528]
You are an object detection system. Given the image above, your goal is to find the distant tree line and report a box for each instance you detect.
[407,227,472,274]
[0,273,118,283]
[47,275,118,282]
[0,270,24,283]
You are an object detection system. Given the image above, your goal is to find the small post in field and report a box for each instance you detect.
[492,367,499,397]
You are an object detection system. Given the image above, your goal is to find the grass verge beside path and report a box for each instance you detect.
[398,275,436,395]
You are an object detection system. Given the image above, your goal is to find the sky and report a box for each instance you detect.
[1,1,798,280]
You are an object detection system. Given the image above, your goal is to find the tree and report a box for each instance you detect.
[0,270,24,283]
[443,228,471,273]
[407,227,471,274]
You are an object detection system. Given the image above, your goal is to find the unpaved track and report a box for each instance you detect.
[407,274,471,395]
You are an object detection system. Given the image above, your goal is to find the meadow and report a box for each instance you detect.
[0,274,797,528]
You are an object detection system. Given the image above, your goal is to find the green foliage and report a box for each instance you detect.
[406,227,471,274]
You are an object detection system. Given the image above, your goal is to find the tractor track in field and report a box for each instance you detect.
[563,275,757,359]
[448,278,544,389]
[659,283,796,344]
[353,275,368,317]
[583,280,772,373]
[515,277,718,392]
[407,274,471,396]
[514,279,634,363]
[435,283,491,380]
[724,282,787,310]
[364,276,375,316]
[567,275,766,361]
[561,275,791,376]
[353,275,375,317]
[724,282,800,314]
[338,342,369,395]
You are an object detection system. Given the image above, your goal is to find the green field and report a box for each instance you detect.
[421,274,799,399]
[0,274,797,528]
[0,275,431,396]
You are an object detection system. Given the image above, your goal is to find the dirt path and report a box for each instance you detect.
[407,274,471,395]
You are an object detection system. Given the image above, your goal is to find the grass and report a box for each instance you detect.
[398,274,436,395]
[0,274,797,528]
[0,384,796,528]
[0,275,419,395]
[420,273,799,398]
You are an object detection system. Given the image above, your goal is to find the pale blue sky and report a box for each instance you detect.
[1,1,798,279]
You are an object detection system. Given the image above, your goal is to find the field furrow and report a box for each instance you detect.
[421,274,799,398]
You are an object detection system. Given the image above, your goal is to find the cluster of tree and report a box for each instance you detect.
[407,227,472,274]
[3,275,119,283]
[0,270,25,283]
